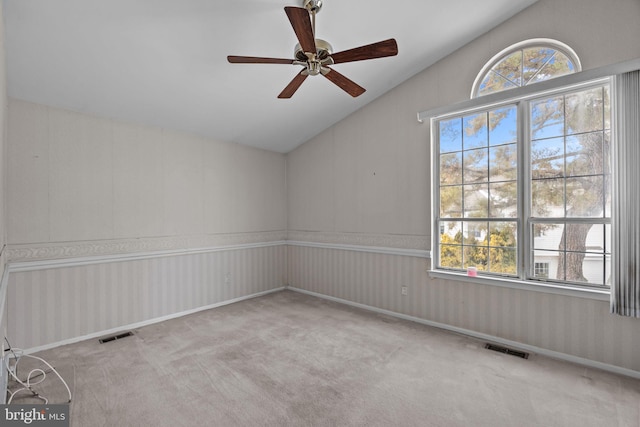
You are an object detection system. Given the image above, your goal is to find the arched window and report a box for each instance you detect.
[428,38,616,289]
[471,39,581,98]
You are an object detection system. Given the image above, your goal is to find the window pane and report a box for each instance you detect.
[569,253,604,285]
[489,106,517,146]
[563,223,593,252]
[489,143,517,182]
[463,221,488,244]
[440,221,462,241]
[531,178,564,217]
[440,245,463,269]
[489,181,517,218]
[463,113,488,149]
[475,45,579,98]
[492,51,522,87]
[531,137,564,179]
[463,148,488,183]
[489,221,518,275]
[533,251,565,281]
[533,52,575,83]
[533,261,550,279]
[477,71,518,96]
[489,248,517,274]
[566,176,604,217]
[440,118,462,153]
[585,224,605,253]
[535,223,606,256]
[489,222,517,248]
[565,87,604,135]
[440,152,463,184]
[440,185,462,218]
[440,221,462,269]
[553,223,606,284]
[531,96,564,140]
[566,133,603,177]
[464,184,489,217]
[533,223,565,251]
[464,245,488,271]
[523,47,556,83]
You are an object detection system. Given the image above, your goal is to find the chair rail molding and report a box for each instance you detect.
[6,230,287,264]
[287,231,429,251]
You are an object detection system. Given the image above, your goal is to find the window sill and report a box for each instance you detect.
[429,270,610,301]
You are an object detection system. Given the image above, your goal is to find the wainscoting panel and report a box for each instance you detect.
[7,245,286,350]
[287,245,640,372]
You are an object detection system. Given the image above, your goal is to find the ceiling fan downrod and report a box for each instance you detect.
[304,0,322,36]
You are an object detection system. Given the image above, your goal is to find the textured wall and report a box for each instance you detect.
[5,99,288,349]
[288,246,640,371]
[8,245,286,350]
[7,99,286,245]
[286,0,640,373]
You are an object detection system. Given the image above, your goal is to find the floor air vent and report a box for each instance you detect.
[99,331,134,344]
[485,343,529,359]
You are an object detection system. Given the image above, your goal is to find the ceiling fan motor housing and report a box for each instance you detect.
[294,39,333,62]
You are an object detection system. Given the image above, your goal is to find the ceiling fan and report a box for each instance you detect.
[227,0,398,99]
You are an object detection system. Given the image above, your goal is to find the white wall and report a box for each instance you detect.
[7,99,286,246]
[287,0,640,372]
[5,100,287,349]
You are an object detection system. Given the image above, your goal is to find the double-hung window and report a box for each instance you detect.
[431,41,612,289]
[434,80,611,288]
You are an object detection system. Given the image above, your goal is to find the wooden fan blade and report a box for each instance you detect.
[331,39,398,64]
[227,56,294,64]
[284,6,316,55]
[278,71,309,98]
[323,67,366,97]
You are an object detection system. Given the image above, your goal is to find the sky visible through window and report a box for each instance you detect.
[474,44,578,98]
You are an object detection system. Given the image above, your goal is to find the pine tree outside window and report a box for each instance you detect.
[433,40,612,289]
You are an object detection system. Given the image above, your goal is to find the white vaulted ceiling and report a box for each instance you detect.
[3,0,538,153]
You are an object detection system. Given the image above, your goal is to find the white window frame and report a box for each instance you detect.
[432,79,611,287]
[418,57,640,301]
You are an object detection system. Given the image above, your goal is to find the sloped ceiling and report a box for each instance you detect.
[3,0,538,153]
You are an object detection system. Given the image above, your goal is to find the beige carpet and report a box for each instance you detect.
[8,290,640,427]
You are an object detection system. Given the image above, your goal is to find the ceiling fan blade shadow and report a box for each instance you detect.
[284,7,316,54]
[228,56,294,64]
[278,71,309,98]
[323,67,366,97]
[331,39,398,64]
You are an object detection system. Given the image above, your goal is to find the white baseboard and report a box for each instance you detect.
[286,286,640,380]
[22,287,286,355]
